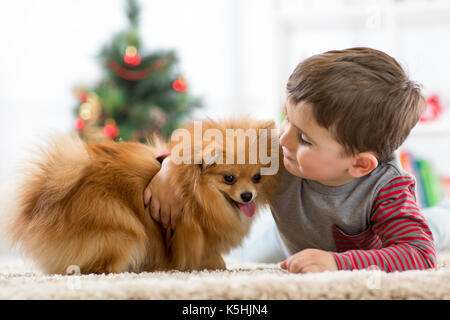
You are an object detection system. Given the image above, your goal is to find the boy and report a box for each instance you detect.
[145,47,436,273]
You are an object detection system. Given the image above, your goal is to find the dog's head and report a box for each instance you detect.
[171,117,280,220]
[201,163,265,218]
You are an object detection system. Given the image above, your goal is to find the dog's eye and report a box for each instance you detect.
[252,173,261,183]
[223,175,236,185]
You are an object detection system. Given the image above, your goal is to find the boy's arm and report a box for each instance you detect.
[144,156,184,228]
[331,176,437,272]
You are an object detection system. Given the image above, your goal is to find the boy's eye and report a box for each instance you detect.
[298,134,312,146]
[223,175,236,185]
[252,173,261,183]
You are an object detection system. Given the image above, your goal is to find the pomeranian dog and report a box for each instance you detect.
[6,117,280,274]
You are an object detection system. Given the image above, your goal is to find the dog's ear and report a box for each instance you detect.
[199,143,223,172]
[198,127,225,172]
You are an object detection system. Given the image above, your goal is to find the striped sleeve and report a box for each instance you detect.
[332,176,437,272]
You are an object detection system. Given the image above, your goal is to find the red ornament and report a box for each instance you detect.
[172,78,187,92]
[74,118,84,130]
[420,94,444,122]
[79,93,89,103]
[123,46,141,67]
[124,53,142,67]
[103,123,120,139]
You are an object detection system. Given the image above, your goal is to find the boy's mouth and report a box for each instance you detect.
[222,192,256,217]
[282,148,295,161]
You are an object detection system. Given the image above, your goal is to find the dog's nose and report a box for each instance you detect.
[240,192,253,203]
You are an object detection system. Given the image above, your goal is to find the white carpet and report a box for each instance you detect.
[0,251,449,300]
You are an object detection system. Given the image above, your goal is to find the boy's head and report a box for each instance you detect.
[280,47,424,185]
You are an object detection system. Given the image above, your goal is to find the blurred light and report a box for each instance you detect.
[125,46,137,57]
[79,102,92,120]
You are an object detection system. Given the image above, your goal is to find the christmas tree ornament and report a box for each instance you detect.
[103,120,120,139]
[79,93,89,103]
[86,94,102,121]
[79,102,93,121]
[74,118,85,130]
[420,94,444,122]
[172,77,187,92]
[124,45,142,67]
[73,86,89,103]
[78,93,102,122]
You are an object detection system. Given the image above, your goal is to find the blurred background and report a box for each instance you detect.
[1,0,450,258]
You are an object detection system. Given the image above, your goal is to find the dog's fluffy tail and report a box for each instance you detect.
[4,134,91,255]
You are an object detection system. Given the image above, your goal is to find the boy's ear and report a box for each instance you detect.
[348,152,378,178]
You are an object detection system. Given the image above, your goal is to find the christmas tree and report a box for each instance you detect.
[73,0,202,142]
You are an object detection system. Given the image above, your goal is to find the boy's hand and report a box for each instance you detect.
[280,248,338,273]
[144,159,183,229]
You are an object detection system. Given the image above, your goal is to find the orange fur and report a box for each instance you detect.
[6,117,280,274]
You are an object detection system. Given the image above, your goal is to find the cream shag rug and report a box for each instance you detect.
[0,251,449,300]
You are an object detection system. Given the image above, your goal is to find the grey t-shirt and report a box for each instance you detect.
[269,155,414,255]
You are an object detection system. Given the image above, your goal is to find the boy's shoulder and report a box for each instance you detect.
[364,154,416,202]
[368,154,414,186]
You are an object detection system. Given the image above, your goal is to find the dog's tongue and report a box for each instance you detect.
[237,201,256,217]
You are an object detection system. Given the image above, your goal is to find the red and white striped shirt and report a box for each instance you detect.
[271,156,437,272]
[331,176,436,271]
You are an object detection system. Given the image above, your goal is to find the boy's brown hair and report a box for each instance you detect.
[286,47,425,162]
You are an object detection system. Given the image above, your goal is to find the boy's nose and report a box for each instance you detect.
[240,192,253,203]
[279,123,291,148]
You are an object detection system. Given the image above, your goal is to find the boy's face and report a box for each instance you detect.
[280,99,355,186]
